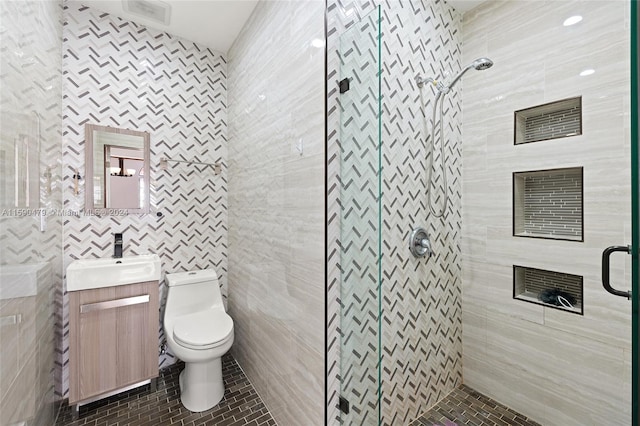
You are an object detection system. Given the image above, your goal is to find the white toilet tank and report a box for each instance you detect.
[165,269,224,317]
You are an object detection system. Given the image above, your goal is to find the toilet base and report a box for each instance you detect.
[178,357,225,412]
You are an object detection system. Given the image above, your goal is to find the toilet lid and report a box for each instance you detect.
[173,309,233,348]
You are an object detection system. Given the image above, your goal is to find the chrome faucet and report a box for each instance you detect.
[113,233,123,258]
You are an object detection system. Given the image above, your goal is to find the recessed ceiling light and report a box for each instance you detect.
[310,38,325,48]
[579,68,595,76]
[563,15,583,26]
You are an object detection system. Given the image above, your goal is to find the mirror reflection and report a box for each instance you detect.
[85,124,150,213]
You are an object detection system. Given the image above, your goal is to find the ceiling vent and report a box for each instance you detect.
[123,0,171,25]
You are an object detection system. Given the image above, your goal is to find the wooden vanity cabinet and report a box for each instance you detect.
[69,281,158,405]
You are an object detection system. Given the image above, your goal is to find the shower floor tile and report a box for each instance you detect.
[411,385,541,426]
[55,353,276,426]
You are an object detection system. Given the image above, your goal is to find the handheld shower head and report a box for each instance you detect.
[445,57,494,91]
[416,56,495,218]
[414,58,494,91]
[471,57,493,70]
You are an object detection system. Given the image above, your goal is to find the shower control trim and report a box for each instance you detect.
[409,227,432,259]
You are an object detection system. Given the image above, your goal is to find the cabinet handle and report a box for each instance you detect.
[80,294,150,313]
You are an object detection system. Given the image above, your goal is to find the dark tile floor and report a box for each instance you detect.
[55,354,276,426]
[411,385,542,426]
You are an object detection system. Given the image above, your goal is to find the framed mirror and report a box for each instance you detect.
[85,124,150,214]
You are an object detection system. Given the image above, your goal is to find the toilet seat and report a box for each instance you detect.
[173,309,233,350]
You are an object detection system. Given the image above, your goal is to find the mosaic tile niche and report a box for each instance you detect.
[513,167,583,241]
[514,97,582,145]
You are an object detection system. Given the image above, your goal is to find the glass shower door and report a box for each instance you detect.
[595,1,638,420]
[338,6,382,425]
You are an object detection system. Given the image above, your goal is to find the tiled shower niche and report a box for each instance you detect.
[514,97,582,144]
[513,167,583,241]
[513,265,583,315]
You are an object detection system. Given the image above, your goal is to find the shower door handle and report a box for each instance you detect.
[601,245,631,299]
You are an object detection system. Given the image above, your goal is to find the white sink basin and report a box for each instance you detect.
[66,254,161,292]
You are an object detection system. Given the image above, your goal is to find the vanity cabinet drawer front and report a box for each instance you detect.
[69,281,158,404]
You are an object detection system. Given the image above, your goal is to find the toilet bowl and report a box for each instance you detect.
[164,269,234,412]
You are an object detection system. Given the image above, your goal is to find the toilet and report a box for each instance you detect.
[163,269,234,412]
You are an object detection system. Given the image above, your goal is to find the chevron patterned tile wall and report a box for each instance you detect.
[0,0,63,415]
[327,0,463,424]
[61,3,227,398]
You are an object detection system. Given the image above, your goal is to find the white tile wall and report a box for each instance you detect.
[461,1,632,424]
[0,0,62,422]
[227,1,325,424]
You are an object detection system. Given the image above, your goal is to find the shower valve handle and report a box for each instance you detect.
[409,227,432,259]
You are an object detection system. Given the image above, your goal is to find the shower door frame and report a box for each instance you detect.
[632,0,639,423]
